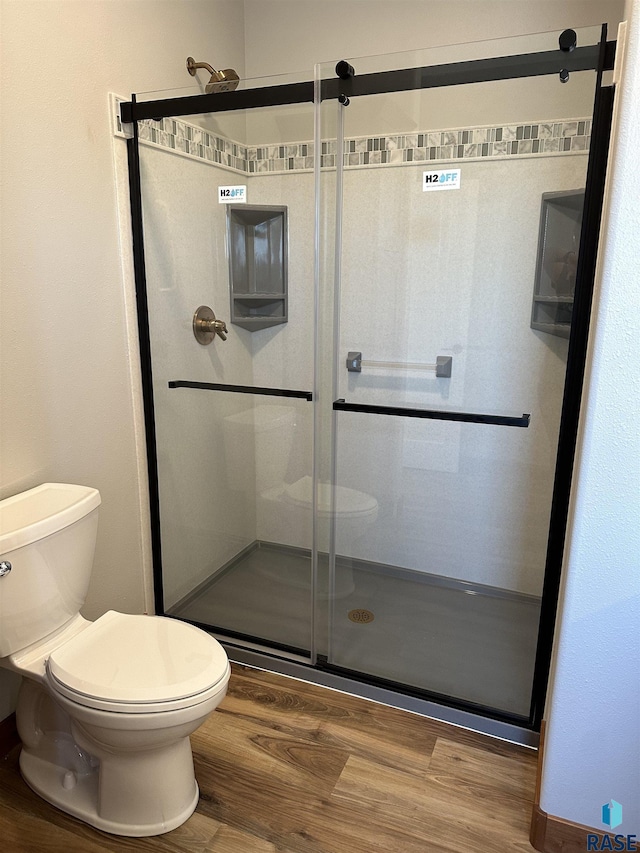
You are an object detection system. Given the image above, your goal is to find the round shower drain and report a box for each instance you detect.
[348,608,375,624]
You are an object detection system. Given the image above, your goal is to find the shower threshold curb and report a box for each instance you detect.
[223,646,539,749]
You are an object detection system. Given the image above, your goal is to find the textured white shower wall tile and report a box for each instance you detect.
[136,103,590,596]
[246,172,315,393]
[137,144,257,607]
[401,423,461,474]
[228,169,316,551]
[332,154,588,595]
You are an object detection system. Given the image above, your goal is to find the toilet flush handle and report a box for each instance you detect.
[0,561,11,578]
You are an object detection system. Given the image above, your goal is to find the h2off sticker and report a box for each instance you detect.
[423,170,461,192]
[218,185,247,203]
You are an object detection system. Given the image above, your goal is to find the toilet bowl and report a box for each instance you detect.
[281,476,379,538]
[0,483,230,837]
[272,474,379,558]
[260,476,379,597]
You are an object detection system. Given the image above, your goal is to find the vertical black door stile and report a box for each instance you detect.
[530,25,615,727]
[126,97,165,615]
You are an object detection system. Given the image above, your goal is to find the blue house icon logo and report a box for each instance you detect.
[602,800,623,830]
[589,800,635,850]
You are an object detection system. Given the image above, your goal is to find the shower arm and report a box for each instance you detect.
[186,58,216,77]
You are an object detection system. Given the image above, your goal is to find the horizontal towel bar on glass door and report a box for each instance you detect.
[333,399,530,427]
[346,352,453,378]
[168,381,313,400]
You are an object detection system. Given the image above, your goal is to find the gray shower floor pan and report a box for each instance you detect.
[170,541,541,718]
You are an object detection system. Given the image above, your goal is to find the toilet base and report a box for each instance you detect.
[15,678,210,837]
[20,749,199,836]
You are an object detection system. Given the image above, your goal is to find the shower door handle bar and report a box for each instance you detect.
[333,399,530,427]
[169,380,313,400]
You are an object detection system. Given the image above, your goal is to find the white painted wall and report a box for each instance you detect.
[244,0,625,77]
[243,1,625,145]
[540,4,640,834]
[0,0,245,718]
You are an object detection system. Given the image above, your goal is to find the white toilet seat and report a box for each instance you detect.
[46,611,230,714]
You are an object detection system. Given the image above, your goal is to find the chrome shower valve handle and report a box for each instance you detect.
[193,306,228,344]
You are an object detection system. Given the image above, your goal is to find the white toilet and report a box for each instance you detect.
[0,483,230,837]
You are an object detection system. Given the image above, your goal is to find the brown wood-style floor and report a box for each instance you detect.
[0,664,538,852]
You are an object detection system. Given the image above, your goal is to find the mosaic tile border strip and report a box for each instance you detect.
[115,99,590,174]
[111,94,249,174]
[139,118,249,173]
[322,119,592,170]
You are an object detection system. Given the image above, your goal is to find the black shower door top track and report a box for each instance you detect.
[120,40,615,122]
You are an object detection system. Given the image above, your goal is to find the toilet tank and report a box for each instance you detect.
[0,483,101,657]
[223,404,295,493]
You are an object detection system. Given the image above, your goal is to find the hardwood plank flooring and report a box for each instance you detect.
[0,664,537,852]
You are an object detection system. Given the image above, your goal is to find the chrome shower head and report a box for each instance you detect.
[186,57,240,93]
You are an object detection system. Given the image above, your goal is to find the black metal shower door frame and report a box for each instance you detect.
[120,39,615,123]
[124,27,615,733]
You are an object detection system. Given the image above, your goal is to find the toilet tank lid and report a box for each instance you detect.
[47,611,229,704]
[223,404,295,431]
[0,483,101,554]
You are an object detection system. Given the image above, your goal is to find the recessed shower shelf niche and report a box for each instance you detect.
[227,205,288,331]
[531,189,584,339]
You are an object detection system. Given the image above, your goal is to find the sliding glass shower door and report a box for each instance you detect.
[317,33,598,718]
[137,95,318,657]
[126,24,612,731]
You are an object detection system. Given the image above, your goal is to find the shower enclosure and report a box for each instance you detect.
[122,26,615,740]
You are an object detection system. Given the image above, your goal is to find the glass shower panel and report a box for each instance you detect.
[167,392,314,654]
[322,44,596,717]
[330,414,543,717]
[139,99,316,655]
